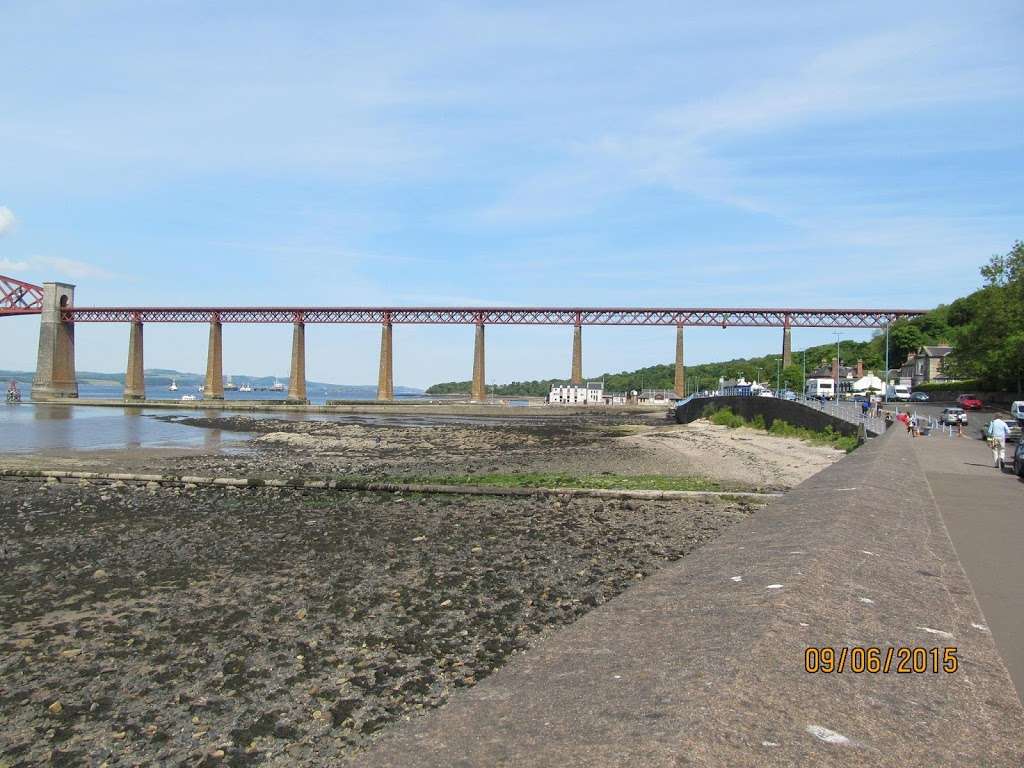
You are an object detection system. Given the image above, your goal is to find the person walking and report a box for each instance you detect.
[987,417,1010,468]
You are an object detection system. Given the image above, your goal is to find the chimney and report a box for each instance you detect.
[856,359,864,378]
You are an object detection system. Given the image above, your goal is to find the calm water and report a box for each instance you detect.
[69,383,416,405]
[0,403,251,453]
[0,385,474,453]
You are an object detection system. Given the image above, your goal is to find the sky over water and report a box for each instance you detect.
[1,1,1022,388]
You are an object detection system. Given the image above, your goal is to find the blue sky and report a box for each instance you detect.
[2,1,1022,388]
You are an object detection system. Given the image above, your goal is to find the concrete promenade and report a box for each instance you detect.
[907,425,1024,695]
[355,429,1024,767]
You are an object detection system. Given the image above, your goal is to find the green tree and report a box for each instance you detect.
[887,322,925,368]
[781,364,804,391]
[952,241,1024,392]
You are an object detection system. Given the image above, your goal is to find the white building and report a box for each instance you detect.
[719,377,758,396]
[548,381,603,405]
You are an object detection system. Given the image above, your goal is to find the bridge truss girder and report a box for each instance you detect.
[0,275,44,316]
[62,307,924,328]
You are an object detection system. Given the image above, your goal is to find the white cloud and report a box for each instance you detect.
[30,256,117,280]
[0,207,16,235]
[0,258,31,272]
[0,256,117,280]
[475,17,1023,228]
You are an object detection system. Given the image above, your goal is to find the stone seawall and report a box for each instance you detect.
[355,429,1024,767]
[675,395,865,437]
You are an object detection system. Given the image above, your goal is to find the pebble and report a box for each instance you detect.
[47,701,63,715]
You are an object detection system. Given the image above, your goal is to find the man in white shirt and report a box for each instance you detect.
[987,417,1010,468]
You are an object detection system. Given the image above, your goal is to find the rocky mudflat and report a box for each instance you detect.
[0,476,757,766]
[142,411,841,491]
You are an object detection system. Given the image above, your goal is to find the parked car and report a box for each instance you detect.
[941,407,968,426]
[980,419,1022,442]
[1014,439,1024,477]
[780,389,798,401]
[910,391,930,402]
[957,394,983,410]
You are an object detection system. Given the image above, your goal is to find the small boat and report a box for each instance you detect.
[270,378,285,392]
[168,378,178,392]
[198,384,205,393]
[180,394,197,401]
[239,382,253,393]
[6,380,21,403]
[224,376,238,391]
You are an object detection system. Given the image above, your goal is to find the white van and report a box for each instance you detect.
[805,378,835,399]
[1011,401,1024,424]
[886,384,911,401]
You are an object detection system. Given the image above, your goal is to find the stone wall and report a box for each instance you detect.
[674,395,864,437]
[356,429,1024,767]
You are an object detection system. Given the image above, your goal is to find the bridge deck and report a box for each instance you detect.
[354,429,1024,767]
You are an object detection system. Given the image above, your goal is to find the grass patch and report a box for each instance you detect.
[594,424,652,435]
[701,406,860,453]
[386,472,725,492]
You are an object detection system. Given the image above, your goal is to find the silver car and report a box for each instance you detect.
[941,407,968,426]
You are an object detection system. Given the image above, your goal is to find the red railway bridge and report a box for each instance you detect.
[3,276,927,402]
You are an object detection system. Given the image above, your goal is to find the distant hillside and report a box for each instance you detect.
[0,368,423,395]
[427,240,1024,396]
[425,337,886,397]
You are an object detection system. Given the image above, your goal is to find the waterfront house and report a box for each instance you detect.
[548,381,604,405]
[899,346,954,387]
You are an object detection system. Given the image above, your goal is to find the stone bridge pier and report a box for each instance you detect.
[31,282,78,400]
[123,318,145,400]
[287,320,308,403]
[471,319,486,402]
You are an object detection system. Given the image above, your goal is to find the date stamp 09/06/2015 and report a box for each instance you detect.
[804,646,959,674]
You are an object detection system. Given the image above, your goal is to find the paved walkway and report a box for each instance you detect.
[355,430,1024,767]
[907,426,1024,697]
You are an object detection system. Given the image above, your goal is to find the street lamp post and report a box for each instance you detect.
[884,322,890,403]
[833,331,842,401]
[802,350,806,396]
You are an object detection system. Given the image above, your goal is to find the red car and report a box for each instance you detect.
[957,393,983,410]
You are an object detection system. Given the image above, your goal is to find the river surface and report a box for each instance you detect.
[0,384,426,453]
[0,403,253,453]
[67,383,416,405]
[0,386,533,453]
